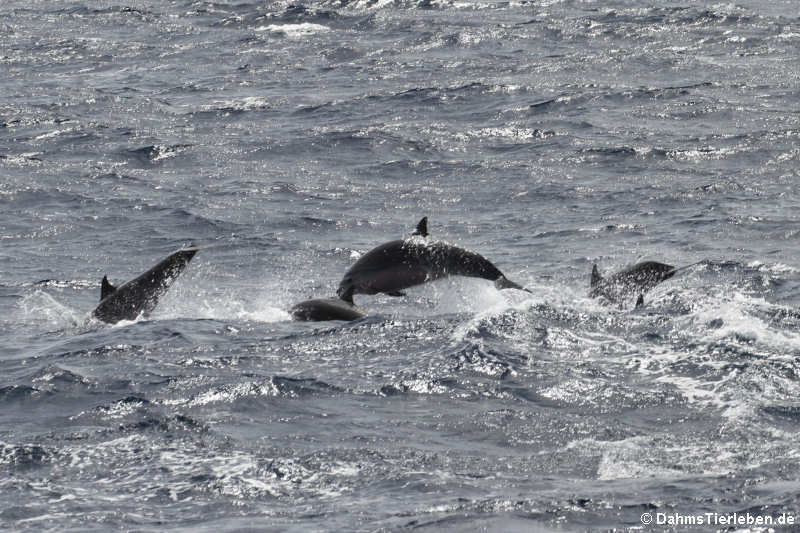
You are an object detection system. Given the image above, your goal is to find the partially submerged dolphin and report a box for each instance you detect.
[589,260,676,307]
[337,217,529,304]
[93,248,198,323]
[289,297,367,322]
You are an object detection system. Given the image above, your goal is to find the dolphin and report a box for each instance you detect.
[589,260,676,308]
[336,217,529,304]
[289,297,367,322]
[92,248,198,323]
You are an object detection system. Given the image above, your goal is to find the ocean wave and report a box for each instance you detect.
[125,144,192,165]
[256,23,332,38]
[0,442,51,471]
[3,0,799,529]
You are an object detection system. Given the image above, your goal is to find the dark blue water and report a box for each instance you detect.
[3,1,800,531]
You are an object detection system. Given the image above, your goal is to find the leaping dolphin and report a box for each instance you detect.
[289,297,367,322]
[336,217,529,304]
[589,260,676,308]
[92,248,198,323]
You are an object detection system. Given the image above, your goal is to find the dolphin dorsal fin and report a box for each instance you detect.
[101,276,117,300]
[412,216,428,237]
[591,264,602,287]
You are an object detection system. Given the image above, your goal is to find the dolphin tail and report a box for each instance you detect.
[591,264,602,287]
[495,275,531,293]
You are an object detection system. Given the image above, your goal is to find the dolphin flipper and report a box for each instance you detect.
[386,291,407,297]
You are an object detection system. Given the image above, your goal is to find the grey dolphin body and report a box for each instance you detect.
[337,217,528,304]
[92,248,198,323]
[589,260,676,307]
[290,297,367,322]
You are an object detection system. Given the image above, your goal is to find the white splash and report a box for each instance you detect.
[256,23,331,38]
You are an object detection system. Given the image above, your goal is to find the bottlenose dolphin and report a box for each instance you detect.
[337,217,529,304]
[290,297,367,322]
[589,260,676,307]
[92,248,198,323]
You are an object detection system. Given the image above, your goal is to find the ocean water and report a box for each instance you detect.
[2,0,800,531]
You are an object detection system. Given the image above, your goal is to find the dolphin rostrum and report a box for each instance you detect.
[336,217,529,304]
[92,247,198,323]
[589,260,676,308]
[289,297,367,322]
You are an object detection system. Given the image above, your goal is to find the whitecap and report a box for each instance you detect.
[256,23,331,39]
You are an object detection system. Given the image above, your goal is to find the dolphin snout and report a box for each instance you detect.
[337,278,355,303]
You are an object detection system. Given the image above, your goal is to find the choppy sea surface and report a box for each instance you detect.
[3,1,800,531]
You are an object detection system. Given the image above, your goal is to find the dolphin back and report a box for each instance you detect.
[93,248,198,323]
[337,236,529,302]
[589,260,675,304]
[336,216,528,302]
[290,297,366,322]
